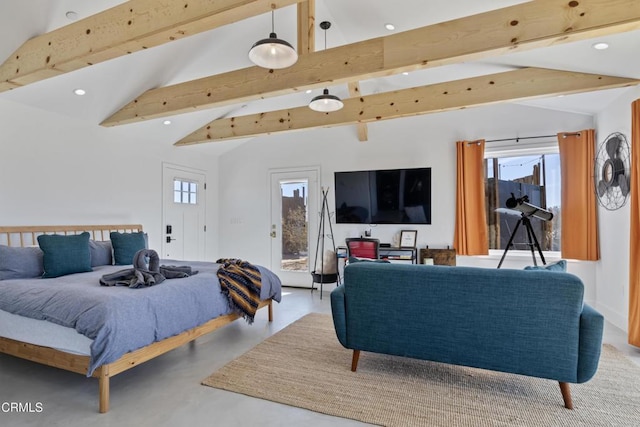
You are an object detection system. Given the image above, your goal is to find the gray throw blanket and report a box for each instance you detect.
[100,249,198,288]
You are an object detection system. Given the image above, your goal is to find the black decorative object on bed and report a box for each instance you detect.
[99,249,198,288]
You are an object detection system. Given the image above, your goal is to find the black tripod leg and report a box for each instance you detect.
[497,218,522,268]
[524,218,546,265]
[312,190,326,294]
[523,218,538,266]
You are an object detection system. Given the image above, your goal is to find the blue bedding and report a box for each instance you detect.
[0,260,282,376]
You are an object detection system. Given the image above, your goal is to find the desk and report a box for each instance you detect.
[379,247,417,264]
[338,245,418,265]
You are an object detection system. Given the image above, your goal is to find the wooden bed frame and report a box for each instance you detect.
[0,224,274,413]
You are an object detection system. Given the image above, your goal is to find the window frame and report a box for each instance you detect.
[484,139,561,258]
[173,178,199,205]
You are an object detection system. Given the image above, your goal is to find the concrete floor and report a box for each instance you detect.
[1,287,639,427]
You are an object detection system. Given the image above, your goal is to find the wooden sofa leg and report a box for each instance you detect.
[559,382,573,409]
[351,350,360,372]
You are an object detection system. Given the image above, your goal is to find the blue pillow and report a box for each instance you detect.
[37,232,92,278]
[524,260,567,272]
[0,245,44,280]
[110,232,146,265]
[89,240,113,266]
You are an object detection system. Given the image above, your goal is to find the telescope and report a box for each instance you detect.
[497,193,552,268]
[504,193,553,222]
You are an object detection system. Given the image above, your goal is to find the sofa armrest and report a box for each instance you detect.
[330,285,348,348]
[577,304,604,383]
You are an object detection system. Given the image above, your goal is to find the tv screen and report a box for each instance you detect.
[334,167,431,224]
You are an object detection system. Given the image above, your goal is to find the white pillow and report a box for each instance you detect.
[320,250,337,274]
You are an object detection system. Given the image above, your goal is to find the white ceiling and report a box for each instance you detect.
[1,0,639,146]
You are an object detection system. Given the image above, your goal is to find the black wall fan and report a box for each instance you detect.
[594,132,631,211]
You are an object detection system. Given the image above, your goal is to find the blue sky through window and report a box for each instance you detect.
[489,154,560,208]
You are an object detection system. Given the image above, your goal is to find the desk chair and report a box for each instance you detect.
[345,237,380,260]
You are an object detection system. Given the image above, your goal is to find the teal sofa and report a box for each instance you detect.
[330,262,604,409]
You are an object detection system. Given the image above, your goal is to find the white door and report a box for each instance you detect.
[270,168,319,287]
[162,164,206,260]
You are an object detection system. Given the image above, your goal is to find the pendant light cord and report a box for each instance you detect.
[271,10,275,33]
[324,26,327,50]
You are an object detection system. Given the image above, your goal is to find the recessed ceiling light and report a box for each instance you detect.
[592,42,609,50]
[163,120,172,125]
[402,72,409,76]
[305,89,312,94]
[385,23,395,31]
[73,88,86,96]
[65,11,78,21]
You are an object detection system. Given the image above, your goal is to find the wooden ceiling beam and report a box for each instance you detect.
[174,68,639,145]
[0,0,303,92]
[102,0,640,126]
[348,82,368,142]
[297,0,315,56]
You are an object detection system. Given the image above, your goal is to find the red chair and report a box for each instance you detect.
[345,238,380,260]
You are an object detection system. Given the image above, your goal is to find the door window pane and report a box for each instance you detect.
[280,180,309,272]
[173,179,198,205]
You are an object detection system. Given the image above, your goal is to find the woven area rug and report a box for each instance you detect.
[202,313,640,426]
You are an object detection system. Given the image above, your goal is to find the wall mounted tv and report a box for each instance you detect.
[334,167,431,224]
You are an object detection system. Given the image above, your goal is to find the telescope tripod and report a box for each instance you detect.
[497,214,546,268]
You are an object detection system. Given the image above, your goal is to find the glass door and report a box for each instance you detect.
[270,168,319,287]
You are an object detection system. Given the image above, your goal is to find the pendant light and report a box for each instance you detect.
[309,21,344,112]
[249,10,298,69]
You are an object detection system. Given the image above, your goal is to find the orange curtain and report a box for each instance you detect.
[454,140,488,255]
[557,130,599,261]
[629,100,640,347]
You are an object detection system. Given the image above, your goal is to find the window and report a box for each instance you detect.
[174,179,198,204]
[485,147,561,253]
[280,180,309,272]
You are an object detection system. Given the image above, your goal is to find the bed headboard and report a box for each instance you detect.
[0,224,143,247]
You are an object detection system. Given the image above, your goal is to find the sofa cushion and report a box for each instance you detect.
[37,232,92,278]
[89,240,113,266]
[110,232,147,265]
[0,245,44,280]
[524,260,567,272]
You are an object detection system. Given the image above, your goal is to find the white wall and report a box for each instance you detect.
[218,103,595,290]
[594,86,640,330]
[0,98,221,260]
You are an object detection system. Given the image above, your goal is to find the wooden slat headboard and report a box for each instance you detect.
[0,224,143,247]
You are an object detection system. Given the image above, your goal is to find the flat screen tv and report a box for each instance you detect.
[334,167,431,224]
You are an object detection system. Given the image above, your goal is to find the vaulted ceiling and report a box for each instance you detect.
[1,0,639,148]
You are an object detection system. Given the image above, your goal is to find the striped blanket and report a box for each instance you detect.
[216,258,262,324]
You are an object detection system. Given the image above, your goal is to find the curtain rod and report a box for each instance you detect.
[485,132,581,143]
